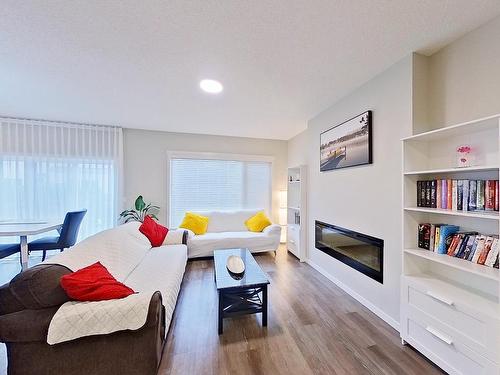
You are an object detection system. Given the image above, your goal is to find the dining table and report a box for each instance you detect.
[0,222,63,271]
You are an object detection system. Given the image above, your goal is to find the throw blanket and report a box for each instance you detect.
[47,292,155,345]
[45,222,156,345]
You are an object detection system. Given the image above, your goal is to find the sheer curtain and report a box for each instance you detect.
[0,118,123,241]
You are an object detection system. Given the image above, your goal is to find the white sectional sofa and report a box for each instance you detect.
[186,209,281,258]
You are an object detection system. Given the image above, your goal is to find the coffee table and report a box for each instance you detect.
[214,248,270,334]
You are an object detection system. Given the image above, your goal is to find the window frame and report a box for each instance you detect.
[166,151,274,227]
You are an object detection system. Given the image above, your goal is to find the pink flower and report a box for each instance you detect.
[457,146,471,153]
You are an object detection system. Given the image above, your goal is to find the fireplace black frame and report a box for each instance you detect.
[315,220,384,283]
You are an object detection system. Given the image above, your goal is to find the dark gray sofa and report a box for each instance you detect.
[0,264,165,375]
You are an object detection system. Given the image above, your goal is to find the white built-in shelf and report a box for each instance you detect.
[287,165,307,262]
[401,114,500,142]
[404,248,500,282]
[401,114,500,373]
[404,165,499,175]
[404,206,500,220]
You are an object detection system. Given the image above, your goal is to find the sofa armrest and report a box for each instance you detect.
[0,282,24,315]
[263,224,281,237]
[0,292,164,344]
[145,291,164,329]
[0,306,59,343]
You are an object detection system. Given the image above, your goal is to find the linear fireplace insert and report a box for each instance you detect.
[315,220,383,283]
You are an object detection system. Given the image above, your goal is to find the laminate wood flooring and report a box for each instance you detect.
[159,246,443,375]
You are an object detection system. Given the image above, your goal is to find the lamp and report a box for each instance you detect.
[279,190,287,209]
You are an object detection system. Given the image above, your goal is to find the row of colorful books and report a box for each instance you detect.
[417,223,499,268]
[416,179,499,211]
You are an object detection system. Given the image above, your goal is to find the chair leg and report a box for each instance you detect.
[42,250,46,262]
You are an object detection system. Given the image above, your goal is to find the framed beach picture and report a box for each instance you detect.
[320,111,372,172]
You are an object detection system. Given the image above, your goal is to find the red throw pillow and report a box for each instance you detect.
[139,215,168,247]
[60,262,135,301]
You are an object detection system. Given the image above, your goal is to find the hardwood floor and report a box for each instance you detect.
[159,246,444,375]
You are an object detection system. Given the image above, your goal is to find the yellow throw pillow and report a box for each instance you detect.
[179,212,209,235]
[245,212,272,232]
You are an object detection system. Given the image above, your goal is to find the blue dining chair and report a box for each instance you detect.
[28,209,87,261]
[0,243,21,264]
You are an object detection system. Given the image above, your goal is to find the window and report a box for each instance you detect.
[0,119,123,241]
[168,153,272,226]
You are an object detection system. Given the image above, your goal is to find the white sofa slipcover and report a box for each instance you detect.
[186,209,281,258]
[44,222,187,342]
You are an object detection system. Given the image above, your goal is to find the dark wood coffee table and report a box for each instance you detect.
[214,248,270,334]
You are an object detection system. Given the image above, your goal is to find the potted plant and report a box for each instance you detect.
[119,195,159,223]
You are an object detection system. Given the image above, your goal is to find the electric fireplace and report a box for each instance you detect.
[315,220,383,283]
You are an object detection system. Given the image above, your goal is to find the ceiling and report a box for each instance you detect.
[1,1,499,140]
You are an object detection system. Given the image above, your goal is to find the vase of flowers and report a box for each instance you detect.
[456,145,472,168]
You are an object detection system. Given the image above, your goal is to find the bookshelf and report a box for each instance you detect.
[401,115,500,375]
[287,165,307,262]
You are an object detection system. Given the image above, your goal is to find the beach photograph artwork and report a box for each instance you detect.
[320,111,372,171]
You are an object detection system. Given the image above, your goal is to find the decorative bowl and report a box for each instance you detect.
[226,255,245,276]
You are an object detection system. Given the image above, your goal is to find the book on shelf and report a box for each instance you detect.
[485,180,495,211]
[417,223,500,268]
[477,180,485,210]
[469,180,477,211]
[416,179,499,213]
[496,181,499,211]
[418,224,431,249]
[485,238,500,267]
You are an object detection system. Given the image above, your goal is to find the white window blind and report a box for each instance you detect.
[169,155,272,227]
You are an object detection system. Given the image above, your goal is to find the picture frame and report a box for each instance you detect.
[320,110,372,171]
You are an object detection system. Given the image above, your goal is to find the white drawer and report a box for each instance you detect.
[403,277,499,362]
[287,225,300,244]
[287,238,299,257]
[405,317,498,375]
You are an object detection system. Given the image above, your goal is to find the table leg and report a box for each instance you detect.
[218,290,223,335]
[262,285,268,327]
[20,235,28,271]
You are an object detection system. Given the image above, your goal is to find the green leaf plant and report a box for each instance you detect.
[119,195,160,223]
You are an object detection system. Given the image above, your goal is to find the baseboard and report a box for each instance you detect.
[306,259,400,332]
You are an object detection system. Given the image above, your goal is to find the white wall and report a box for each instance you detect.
[123,129,288,224]
[289,56,413,328]
[428,15,500,127]
[287,129,308,168]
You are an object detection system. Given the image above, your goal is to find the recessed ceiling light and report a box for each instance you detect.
[200,79,223,94]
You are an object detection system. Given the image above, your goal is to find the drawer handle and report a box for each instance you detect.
[289,239,295,244]
[426,291,454,306]
[426,326,453,346]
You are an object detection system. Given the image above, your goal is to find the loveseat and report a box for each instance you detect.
[186,209,281,258]
[0,222,188,375]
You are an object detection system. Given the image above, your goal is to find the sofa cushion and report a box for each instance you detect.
[60,262,135,301]
[8,264,72,310]
[139,216,168,247]
[245,211,272,232]
[44,222,151,282]
[179,212,209,235]
[194,209,261,233]
[187,230,277,258]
